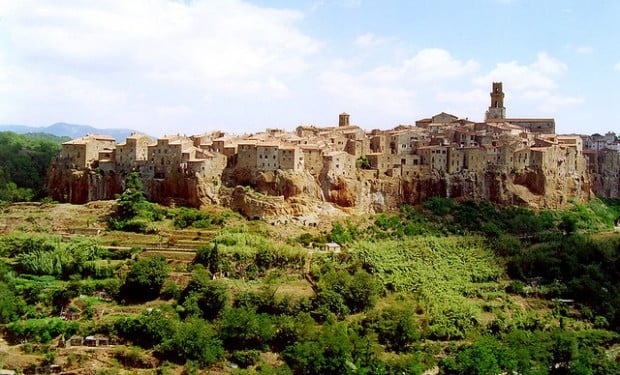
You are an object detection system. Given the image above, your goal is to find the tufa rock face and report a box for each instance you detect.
[46,152,592,222]
[45,166,121,204]
[592,150,620,198]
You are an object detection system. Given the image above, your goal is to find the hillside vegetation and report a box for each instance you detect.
[0,186,619,374]
[0,131,69,202]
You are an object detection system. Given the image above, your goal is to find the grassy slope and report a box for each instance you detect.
[0,200,619,374]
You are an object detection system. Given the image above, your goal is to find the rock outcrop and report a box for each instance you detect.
[45,166,120,204]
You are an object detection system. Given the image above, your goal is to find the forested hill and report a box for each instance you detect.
[0,122,142,142]
[0,131,69,202]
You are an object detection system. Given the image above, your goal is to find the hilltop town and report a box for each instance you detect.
[45,82,620,222]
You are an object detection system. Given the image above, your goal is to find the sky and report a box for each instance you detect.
[1,0,619,137]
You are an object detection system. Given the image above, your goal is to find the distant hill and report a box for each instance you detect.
[0,122,145,142]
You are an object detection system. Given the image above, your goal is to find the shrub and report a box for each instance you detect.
[156,318,223,368]
[230,349,261,368]
[6,318,79,344]
[119,256,169,302]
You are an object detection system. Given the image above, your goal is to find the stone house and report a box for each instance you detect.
[187,152,227,180]
[512,147,530,171]
[256,142,280,171]
[462,147,487,172]
[300,145,323,176]
[325,132,348,152]
[417,145,449,172]
[415,112,459,129]
[295,125,320,138]
[279,145,304,171]
[369,133,387,153]
[506,118,555,134]
[400,154,422,177]
[322,150,355,177]
[366,153,393,175]
[147,135,194,178]
[61,134,116,170]
[447,147,465,174]
[115,133,153,172]
[235,140,259,170]
[388,129,426,155]
[344,138,370,158]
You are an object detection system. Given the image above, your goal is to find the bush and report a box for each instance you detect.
[219,307,276,350]
[364,304,420,353]
[172,207,224,229]
[119,256,169,302]
[113,309,176,349]
[230,350,261,368]
[157,318,224,368]
[6,318,79,344]
[181,277,229,320]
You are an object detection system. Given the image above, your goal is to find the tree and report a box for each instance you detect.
[157,318,224,368]
[441,336,517,375]
[114,309,176,349]
[120,255,169,302]
[194,244,221,275]
[219,307,275,350]
[365,304,420,353]
[0,282,25,323]
[117,172,147,220]
[181,270,229,320]
[282,318,355,375]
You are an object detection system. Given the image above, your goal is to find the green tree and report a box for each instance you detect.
[365,304,420,353]
[219,307,276,350]
[441,336,517,375]
[157,318,224,368]
[120,255,169,302]
[0,131,65,201]
[282,318,355,375]
[0,282,25,323]
[117,172,148,220]
[114,309,176,349]
[181,270,229,320]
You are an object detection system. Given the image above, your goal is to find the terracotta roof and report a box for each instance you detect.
[63,134,115,144]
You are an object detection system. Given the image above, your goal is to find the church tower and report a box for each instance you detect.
[339,112,350,127]
[485,82,506,120]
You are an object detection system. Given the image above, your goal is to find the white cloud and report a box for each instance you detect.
[354,33,388,48]
[474,52,582,113]
[0,0,321,132]
[475,53,563,90]
[319,48,479,122]
[575,46,593,54]
[531,52,567,75]
[615,62,620,71]
[402,49,479,81]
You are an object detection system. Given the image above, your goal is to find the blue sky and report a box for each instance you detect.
[1,0,619,137]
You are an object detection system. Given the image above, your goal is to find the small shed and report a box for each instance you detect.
[69,335,84,346]
[84,336,110,347]
[324,242,341,252]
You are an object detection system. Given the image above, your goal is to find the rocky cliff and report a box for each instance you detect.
[592,150,620,199]
[46,160,592,222]
[45,166,121,204]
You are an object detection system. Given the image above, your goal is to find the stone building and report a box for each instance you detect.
[256,142,280,171]
[147,135,194,178]
[115,133,153,172]
[322,150,355,177]
[47,83,601,210]
[279,145,304,171]
[61,134,116,170]
[300,144,323,175]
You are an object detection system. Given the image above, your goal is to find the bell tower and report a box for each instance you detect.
[485,82,506,120]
